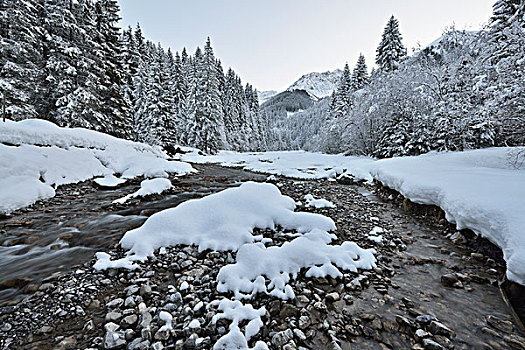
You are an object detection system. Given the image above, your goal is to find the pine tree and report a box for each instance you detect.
[0,0,43,120]
[490,0,525,42]
[192,38,226,153]
[94,0,132,139]
[488,0,525,145]
[351,54,369,90]
[376,15,407,71]
[331,63,352,119]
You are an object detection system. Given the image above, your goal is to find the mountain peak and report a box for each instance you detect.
[286,69,342,99]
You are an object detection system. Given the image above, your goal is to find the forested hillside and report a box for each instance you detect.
[0,0,269,153]
[315,3,525,157]
[1,1,523,157]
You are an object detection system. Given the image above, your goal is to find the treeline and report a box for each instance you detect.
[0,0,269,153]
[312,0,524,157]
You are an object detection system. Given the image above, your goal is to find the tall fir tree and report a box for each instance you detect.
[94,0,132,138]
[351,54,369,91]
[376,15,407,71]
[0,0,43,120]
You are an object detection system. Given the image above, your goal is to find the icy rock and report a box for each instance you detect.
[122,314,138,327]
[140,311,152,328]
[105,311,122,322]
[272,329,294,347]
[168,292,183,304]
[125,285,139,296]
[124,296,136,308]
[104,322,126,349]
[293,329,307,341]
[298,316,311,329]
[415,315,437,325]
[415,329,430,341]
[188,319,200,329]
[107,298,124,309]
[395,315,415,328]
[152,342,164,350]
[449,232,467,244]
[128,339,150,350]
[180,281,189,291]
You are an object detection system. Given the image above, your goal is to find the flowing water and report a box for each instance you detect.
[0,164,265,304]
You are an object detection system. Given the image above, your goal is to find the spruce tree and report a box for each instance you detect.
[490,0,525,42]
[376,15,407,71]
[331,63,352,119]
[94,0,132,139]
[0,0,42,120]
[193,38,226,153]
[351,54,369,90]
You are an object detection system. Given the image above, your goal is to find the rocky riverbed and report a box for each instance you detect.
[0,165,524,349]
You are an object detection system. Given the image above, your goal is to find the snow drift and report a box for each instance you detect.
[0,119,195,213]
[370,147,525,285]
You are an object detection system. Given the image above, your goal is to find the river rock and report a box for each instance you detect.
[298,315,311,329]
[280,304,300,318]
[140,284,152,298]
[107,298,124,309]
[423,338,445,350]
[440,274,459,287]
[272,329,294,347]
[486,315,513,334]
[429,321,455,338]
[104,322,126,349]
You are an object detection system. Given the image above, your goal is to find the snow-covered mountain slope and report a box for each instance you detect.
[257,90,278,105]
[286,69,342,99]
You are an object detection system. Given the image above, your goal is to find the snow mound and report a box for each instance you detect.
[0,119,195,213]
[0,175,55,214]
[211,299,267,347]
[113,178,172,204]
[119,182,336,259]
[93,252,138,271]
[370,147,525,284]
[1,119,156,153]
[217,229,376,300]
[304,194,335,208]
[94,175,126,188]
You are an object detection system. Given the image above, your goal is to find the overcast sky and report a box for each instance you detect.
[119,0,495,92]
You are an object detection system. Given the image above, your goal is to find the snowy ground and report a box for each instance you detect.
[0,119,195,214]
[177,149,375,181]
[177,147,525,286]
